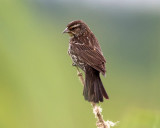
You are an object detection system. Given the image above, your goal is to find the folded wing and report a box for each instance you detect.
[71,43,106,75]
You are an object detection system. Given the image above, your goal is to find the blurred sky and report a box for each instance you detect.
[36,0,160,10]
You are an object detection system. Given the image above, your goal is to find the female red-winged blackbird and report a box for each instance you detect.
[63,20,109,103]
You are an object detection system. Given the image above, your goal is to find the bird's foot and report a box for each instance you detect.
[77,72,83,77]
[72,62,77,66]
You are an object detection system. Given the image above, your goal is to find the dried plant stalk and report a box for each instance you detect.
[76,67,118,128]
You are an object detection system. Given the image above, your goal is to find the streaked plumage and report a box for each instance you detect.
[63,20,109,103]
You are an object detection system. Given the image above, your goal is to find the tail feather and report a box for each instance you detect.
[83,66,109,103]
[98,76,109,100]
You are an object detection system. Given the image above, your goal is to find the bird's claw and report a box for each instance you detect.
[72,63,77,66]
[77,72,82,76]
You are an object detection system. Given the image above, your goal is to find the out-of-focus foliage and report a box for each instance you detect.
[0,1,160,128]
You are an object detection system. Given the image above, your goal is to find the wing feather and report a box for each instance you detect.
[71,43,106,75]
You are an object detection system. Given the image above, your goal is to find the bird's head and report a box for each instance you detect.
[63,20,89,37]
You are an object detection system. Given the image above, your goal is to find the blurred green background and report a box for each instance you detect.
[0,0,160,128]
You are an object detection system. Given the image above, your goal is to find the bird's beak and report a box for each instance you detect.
[62,27,70,34]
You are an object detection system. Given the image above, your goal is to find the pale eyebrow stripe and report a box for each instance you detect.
[70,24,80,29]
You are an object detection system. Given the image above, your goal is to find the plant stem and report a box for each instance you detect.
[76,67,109,128]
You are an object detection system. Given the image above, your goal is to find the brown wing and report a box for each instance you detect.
[71,43,106,75]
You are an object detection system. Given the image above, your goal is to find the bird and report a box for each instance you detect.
[63,20,109,103]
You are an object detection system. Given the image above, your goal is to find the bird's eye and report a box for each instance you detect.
[71,27,76,31]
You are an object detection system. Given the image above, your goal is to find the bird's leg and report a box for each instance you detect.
[76,66,82,76]
[76,67,84,85]
[72,63,82,76]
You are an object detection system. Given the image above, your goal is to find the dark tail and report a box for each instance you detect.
[83,66,109,103]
